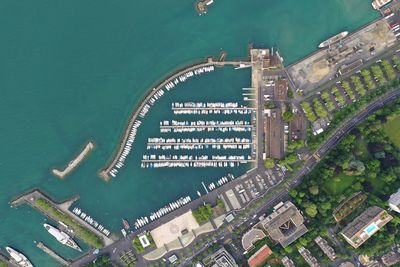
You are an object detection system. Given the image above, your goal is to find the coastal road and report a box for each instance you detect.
[71,88,400,267]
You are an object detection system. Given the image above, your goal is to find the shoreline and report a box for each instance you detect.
[99,56,250,181]
[52,141,95,179]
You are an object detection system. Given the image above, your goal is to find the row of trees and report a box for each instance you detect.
[313,98,328,118]
[371,65,386,86]
[341,81,356,100]
[361,69,376,90]
[381,59,396,81]
[350,75,366,96]
[301,102,317,122]
[308,78,400,149]
[321,91,335,111]
[332,86,346,106]
[392,55,400,71]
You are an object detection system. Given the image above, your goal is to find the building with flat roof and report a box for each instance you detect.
[241,228,266,251]
[203,247,237,267]
[340,206,393,249]
[281,256,295,267]
[389,189,400,213]
[247,245,273,267]
[381,251,400,266]
[265,108,284,160]
[250,48,281,70]
[314,236,336,261]
[299,246,320,267]
[261,201,308,248]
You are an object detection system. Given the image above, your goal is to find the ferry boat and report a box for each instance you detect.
[318,31,348,48]
[5,247,33,267]
[43,224,82,252]
[372,0,392,10]
[122,219,130,230]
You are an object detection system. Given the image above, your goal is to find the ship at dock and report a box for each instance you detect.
[43,224,82,252]
[318,31,348,48]
[5,247,33,267]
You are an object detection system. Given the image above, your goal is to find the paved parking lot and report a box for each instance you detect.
[287,17,397,94]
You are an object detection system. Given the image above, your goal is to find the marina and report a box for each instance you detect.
[72,207,111,237]
[133,196,192,230]
[100,59,250,181]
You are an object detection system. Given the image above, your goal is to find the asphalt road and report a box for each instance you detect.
[71,88,400,267]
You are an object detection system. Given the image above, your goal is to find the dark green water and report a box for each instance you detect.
[0,0,378,265]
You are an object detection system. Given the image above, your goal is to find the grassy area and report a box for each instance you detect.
[383,115,400,147]
[354,137,370,160]
[0,260,7,267]
[323,173,356,195]
[192,203,213,224]
[35,198,103,248]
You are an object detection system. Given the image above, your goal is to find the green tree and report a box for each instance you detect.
[320,202,331,211]
[264,158,275,169]
[289,189,298,198]
[192,204,213,224]
[309,185,319,195]
[283,110,294,122]
[284,246,293,253]
[305,203,318,218]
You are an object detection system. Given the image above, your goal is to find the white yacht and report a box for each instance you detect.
[43,224,82,252]
[5,247,33,267]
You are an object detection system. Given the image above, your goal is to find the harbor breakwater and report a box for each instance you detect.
[52,141,95,179]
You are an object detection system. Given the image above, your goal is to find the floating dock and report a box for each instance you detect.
[52,141,95,179]
[36,241,70,266]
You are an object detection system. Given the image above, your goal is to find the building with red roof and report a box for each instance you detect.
[247,244,273,267]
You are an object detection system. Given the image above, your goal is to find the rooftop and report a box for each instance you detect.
[206,247,237,267]
[281,256,295,267]
[381,251,400,266]
[261,201,308,248]
[247,245,273,267]
[298,246,320,267]
[389,189,400,212]
[341,206,393,248]
[241,228,266,251]
[314,236,336,261]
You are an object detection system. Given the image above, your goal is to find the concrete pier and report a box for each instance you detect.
[52,141,95,179]
[10,189,114,247]
[36,241,70,266]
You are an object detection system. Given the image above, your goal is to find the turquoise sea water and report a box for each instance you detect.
[0,0,378,265]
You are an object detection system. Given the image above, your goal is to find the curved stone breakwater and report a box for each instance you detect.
[99,58,249,181]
